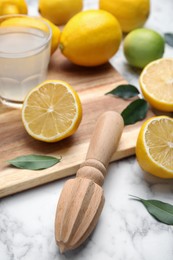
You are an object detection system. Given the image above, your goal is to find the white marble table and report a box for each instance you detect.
[1,0,173,259]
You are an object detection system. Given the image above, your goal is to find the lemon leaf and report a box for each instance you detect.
[164,33,173,47]
[105,84,139,99]
[121,99,148,126]
[8,154,61,170]
[130,195,173,225]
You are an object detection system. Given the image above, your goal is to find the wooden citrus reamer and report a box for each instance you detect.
[55,111,124,253]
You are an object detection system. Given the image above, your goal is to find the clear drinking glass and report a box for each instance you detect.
[0,15,52,108]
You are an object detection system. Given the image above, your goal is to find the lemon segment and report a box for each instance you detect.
[136,116,173,178]
[22,80,82,142]
[60,10,122,67]
[139,58,173,112]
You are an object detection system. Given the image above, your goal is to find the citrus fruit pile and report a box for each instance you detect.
[2,0,172,150]
[0,2,121,143]
[22,80,82,142]
[136,116,173,178]
[0,0,153,68]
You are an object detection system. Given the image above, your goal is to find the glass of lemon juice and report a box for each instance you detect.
[0,15,52,108]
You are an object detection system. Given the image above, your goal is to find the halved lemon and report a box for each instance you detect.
[136,116,173,178]
[22,80,82,142]
[139,58,173,112]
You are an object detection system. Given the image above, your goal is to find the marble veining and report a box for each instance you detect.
[1,0,173,259]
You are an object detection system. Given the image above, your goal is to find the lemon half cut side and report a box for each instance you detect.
[136,116,173,178]
[22,80,82,142]
[139,58,173,112]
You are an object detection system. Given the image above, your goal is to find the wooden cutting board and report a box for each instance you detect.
[0,50,154,198]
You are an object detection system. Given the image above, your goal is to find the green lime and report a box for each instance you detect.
[123,28,165,68]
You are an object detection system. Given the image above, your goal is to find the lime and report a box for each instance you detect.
[123,28,165,68]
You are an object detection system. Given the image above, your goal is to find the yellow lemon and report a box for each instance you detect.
[22,80,82,143]
[99,0,150,33]
[0,0,27,15]
[136,116,173,178]
[60,10,122,67]
[38,0,83,26]
[0,16,61,55]
[139,58,173,112]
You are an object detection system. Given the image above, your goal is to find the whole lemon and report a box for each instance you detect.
[59,10,122,67]
[123,28,165,68]
[0,0,27,15]
[38,0,83,26]
[99,0,150,33]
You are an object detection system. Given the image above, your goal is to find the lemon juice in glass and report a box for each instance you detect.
[0,15,52,107]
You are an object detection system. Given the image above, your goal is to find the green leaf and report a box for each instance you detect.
[164,33,173,47]
[130,195,173,225]
[121,99,148,126]
[8,154,61,170]
[105,84,140,99]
